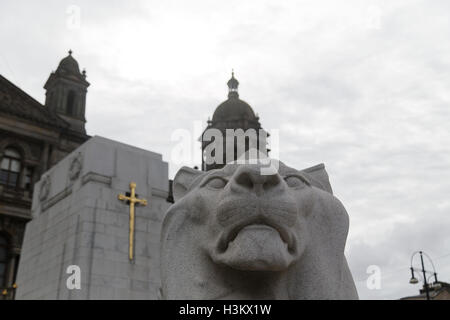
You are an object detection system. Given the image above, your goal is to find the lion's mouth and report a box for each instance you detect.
[217,218,296,255]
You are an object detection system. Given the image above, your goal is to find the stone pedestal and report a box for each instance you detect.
[15,136,170,299]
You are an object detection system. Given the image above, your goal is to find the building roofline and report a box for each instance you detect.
[0,73,70,129]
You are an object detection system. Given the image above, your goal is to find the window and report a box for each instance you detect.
[0,148,21,188]
[25,167,34,191]
[0,234,8,288]
[67,90,76,116]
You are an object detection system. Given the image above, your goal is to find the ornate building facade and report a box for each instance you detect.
[0,51,90,298]
[201,73,268,171]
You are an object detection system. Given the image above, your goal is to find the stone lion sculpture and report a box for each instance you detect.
[160,160,358,299]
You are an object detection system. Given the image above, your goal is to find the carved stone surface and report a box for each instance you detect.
[39,175,51,201]
[68,152,83,181]
[160,160,358,300]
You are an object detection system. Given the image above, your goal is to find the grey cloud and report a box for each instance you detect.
[1,0,449,299]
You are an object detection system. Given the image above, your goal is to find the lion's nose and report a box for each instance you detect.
[232,165,282,195]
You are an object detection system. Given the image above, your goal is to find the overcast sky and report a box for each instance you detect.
[1,0,450,299]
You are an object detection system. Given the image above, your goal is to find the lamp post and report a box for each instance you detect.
[409,251,438,300]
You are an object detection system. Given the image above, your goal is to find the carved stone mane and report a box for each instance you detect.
[160,161,358,299]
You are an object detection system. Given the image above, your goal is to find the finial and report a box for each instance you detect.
[227,70,239,98]
[68,49,73,55]
[82,68,87,77]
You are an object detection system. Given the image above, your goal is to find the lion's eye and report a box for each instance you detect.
[284,175,307,189]
[205,177,227,189]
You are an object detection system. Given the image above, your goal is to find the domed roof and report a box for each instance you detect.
[57,50,81,75]
[44,50,89,91]
[212,97,256,122]
[212,72,258,122]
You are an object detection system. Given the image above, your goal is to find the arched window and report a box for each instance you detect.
[66,90,76,116]
[0,234,8,288]
[0,148,21,188]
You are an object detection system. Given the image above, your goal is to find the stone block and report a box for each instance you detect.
[15,136,170,300]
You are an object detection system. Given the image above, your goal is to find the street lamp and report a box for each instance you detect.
[409,251,438,300]
[409,267,418,284]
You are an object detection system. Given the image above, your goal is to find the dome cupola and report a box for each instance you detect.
[227,71,239,99]
[57,50,80,74]
[212,72,258,123]
[201,71,268,171]
[44,50,90,134]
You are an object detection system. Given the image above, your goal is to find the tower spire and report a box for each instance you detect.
[44,52,90,134]
[227,70,239,98]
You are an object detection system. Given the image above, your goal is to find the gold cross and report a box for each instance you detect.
[118,182,147,261]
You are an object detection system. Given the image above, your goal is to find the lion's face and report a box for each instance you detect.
[160,161,358,300]
[200,163,312,271]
